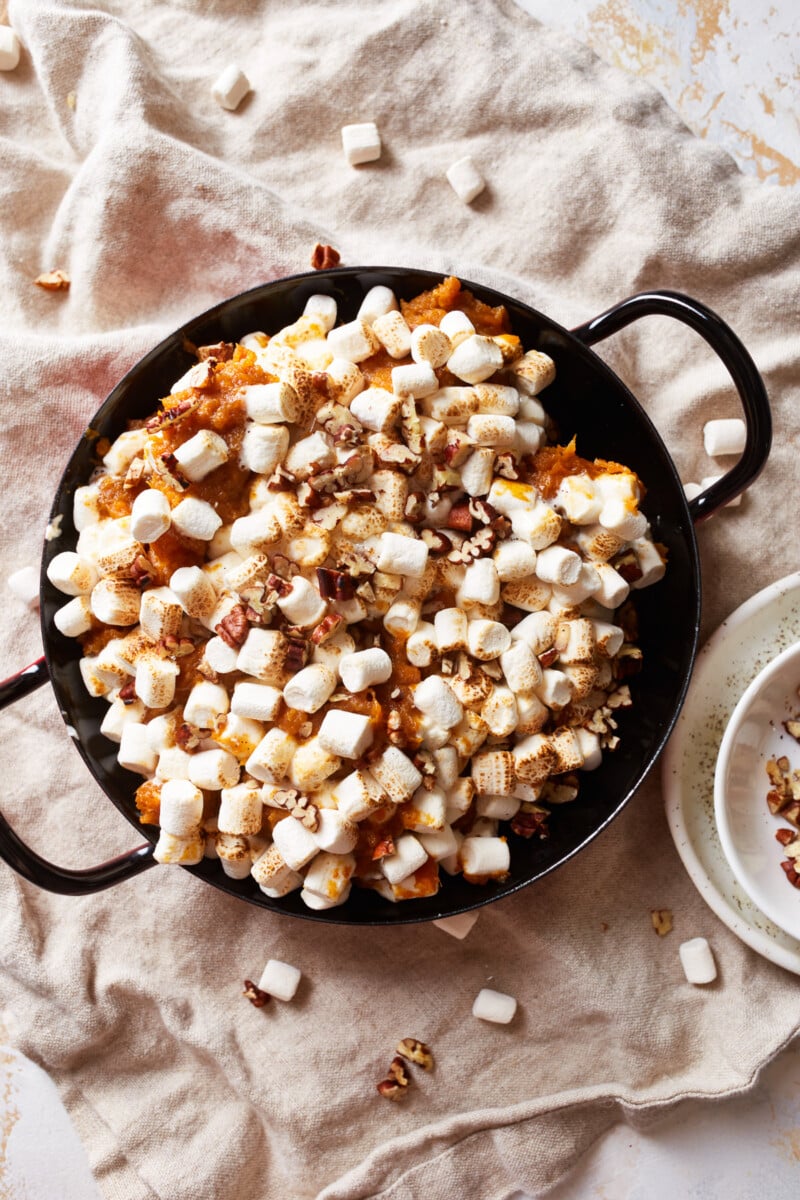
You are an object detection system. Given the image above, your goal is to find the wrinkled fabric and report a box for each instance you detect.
[1,1,799,1197]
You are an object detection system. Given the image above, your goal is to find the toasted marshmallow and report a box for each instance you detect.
[467,619,511,661]
[466,414,516,448]
[493,539,537,582]
[47,551,97,596]
[381,833,428,885]
[239,424,290,475]
[272,815,319,871]
[312,809,359,855]
[327,318,379,363]
[159,780,204,837]
[371,311,412,359]
[339,647,392,692]
[184,681,230,728]
[135,654,179,709]
[303,294,338,332]
[461,836,510,878]
[90,578,141,626]
[283,664,337,714]
[139,586,182,643]
[153,830,204,865]
[218,782,263,835]
[333,769,388,822]
[410,324,451,368]
[439,309,475,346]
[459,558,500,606]
[471,750,515,796]
[413,675,463,729]
[231,681,283,722]
[246,728,297,784]
[317,709,374,759]
[509,349,555,396]
[370,746,423,803]
[288,737,341,791]
[188,748,240,791]
[434,607,468,653]
[236,628,287,683]
[54,595,92,637]
[170,497,222,541]
[391,362,439,399]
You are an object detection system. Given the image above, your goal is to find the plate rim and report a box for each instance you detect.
[663,570,800,975]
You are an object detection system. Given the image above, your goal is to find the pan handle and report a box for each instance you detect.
[571,290,771,523]
[0,657,156,894]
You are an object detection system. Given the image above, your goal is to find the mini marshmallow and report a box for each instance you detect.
[155,746,194,782]
[406,621,437,667]
[170,497,222,541]
[383,597,421,638]
[481,686,518,737]
[471,750,515,796]
[357,285,398,325]
[216,834,253,879]
[169,566,217,619]
[493,540,537,582]
[683,481,702,501]
[557,617,596,664]
[433,911,480,939]
[461,448,496,497]
[242,382,298,425]
[218,783,263,835]
[333,769,387,822]
[54,596,92,637]
[446,777,476,817]
[327,318,379,363]
[231,681,283,722]
[461,836,510,878]
[339,647,392,692]
[447,335,503,385]
[467,619,511,661]
[598,497,647,542]
[590,619,625,657]
[139,586,182,643]
[371,746,423,803]
[258,958,302,1002]
[512,733,557,785]
[592,563,630,609]
[188,748,240,791]
[703,418,746,458]
[100,696,146,743]
[414,676,463,730]
[630,537,667,588]
[350,387,400,433]
[472,987,517,1024]
[159,780,204,837]
[476,793,520,820]
[303,850,356,907]
[411,324,452,368]
[288,737,341,790]
[535,668,573,709]
[371,310,412,359]
[466,414,516,449]
[237,628,287,683]
[446,156,485,204]
[203,636,240,675]
[0,26,21,71]
[211,64,251,111]
[459,558,500,606]
[679,937,717,985]
[102,428,148,474]
[510,502,562,550]
[434,746,461,790]
[391,362,439,399]
[184,680,230,728]
[90,579,141,626]
[434,607,468,653]
[535,545,582,586]
[212,713,265,762]
[273,816,320,871]
[303,294,338,332]
[474,383,520,417]
[313,809,358,855]
[422,386,479,425]
[135,654,179,709]
[174,430,229,482]
[153,830,204,865]
[73,485,101,531]
[402,786,447,833]
[251,845,304,897]
[239,424,290,475]
[341,121,381,166]
[376,531,428,578]
[283,664,337,714]
[317,709,374,758]
[510,610,558,653]
[312,629,356,676]
[572,524,626,562]
[513,421,544,456]
[246,728,297,783]
[486,478,537,516]
[574,727,602,770]
[381,833,428,885]
[555,476,602,525]
[509,349,555,396]
[438,309,475,347]
[47,551,97,596]
[118,724,157,776]
[130,489,172,543]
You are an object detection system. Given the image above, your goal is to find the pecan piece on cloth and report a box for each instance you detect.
[242,980,270,1008]
[34,268,70,291]
[651,909,673,937]
[311,243,340,270]
[396,1038,434,1072]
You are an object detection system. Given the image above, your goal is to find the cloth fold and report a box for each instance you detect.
[1,1,799,1197]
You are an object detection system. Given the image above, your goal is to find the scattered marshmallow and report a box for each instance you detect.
[432,911,480,940]
[678,937,717,985]
[8,566,39,609]
[446,156,485,204]
[211,64,252,111]
[341,121,382,165]
[258,958,302,1002]
[0,26,21,71]
[703,418,746,458]
[472,987,517,1024]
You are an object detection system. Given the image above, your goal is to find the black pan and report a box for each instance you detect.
[0,268,771,923]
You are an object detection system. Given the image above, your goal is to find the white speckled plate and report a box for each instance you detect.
[663,572,800,975]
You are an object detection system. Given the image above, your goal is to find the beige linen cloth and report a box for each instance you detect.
[1,1,799,1197]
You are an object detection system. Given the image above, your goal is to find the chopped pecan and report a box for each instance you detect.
[494,452,519,480]
[388,1056,411,1087]
[159,635,195,658]
[404,492,426,524]
[129,554,155,588]
[197,341,234,362]
[216,604,250,649]
[119,680,137,705]
[447,526,497,563]
[613,549,644,584]
[290,794,320,831]
[468,498,499,525]
[538,647,559,669]
[316,567,355,601]
[311,243,340,270]
[372,835,395,860]
[420,529,453,556]
[614,645,643,678]
[145,399,196,432]
[396,1038,434,1072]
[373,442,420,474]
[310,613,344,645]
[242,980,270,1008]
[176,723,200,750]
[783,719,800,742]
[780,860,800,887]
[123,456,147,488]
[376,1078,407,1102]
[284,636,309,673]
[34,269,70,291]
[650,909,673,937]
[446,502,475,532]
[776,828,796,846]
[266,572,293,598]
[399,396,425,456]
[510,809,550,839]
